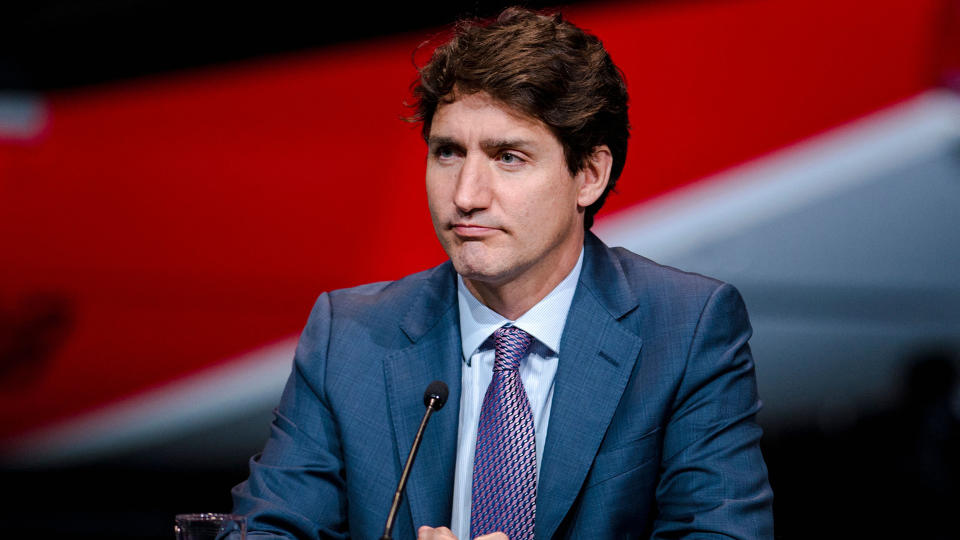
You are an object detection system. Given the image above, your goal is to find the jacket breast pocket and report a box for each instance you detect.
[585,426,662,488]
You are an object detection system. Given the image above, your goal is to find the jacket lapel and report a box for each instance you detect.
[382,263,463,534]
[535,233,644,538]
[380,235,643,537]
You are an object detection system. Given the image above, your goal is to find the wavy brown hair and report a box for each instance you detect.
[410,6,630,229]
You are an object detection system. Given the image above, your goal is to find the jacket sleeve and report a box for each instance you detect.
[231,293,349,539]
[652,283,774,539]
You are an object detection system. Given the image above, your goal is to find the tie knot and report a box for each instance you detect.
[493,326,533,371]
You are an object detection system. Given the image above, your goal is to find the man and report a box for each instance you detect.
[232,7,773,539]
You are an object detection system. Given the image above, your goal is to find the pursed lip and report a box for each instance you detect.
[450,223,500,237]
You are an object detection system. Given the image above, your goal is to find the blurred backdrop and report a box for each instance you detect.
[2,0,959,538]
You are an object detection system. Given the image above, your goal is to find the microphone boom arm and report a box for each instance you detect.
[380,383,447,540]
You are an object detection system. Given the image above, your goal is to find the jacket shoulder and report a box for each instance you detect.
[320,261,455,328]
[607,245,728,301]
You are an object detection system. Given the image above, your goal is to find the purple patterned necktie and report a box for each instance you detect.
[471,326,536,540]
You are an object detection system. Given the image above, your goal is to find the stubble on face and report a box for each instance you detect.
[425,92,586,317]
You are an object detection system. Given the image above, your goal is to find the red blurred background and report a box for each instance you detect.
[1,0,958,537]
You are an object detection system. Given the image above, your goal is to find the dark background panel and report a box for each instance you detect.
[1,0,590,91]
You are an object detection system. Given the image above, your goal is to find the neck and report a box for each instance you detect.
[463,237,583,320]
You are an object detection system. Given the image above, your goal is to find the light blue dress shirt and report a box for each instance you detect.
[449,249,584,539]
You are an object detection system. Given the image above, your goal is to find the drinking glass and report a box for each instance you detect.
[174,513,245,540]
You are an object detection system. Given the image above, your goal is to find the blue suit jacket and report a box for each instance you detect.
[232,233,774,539]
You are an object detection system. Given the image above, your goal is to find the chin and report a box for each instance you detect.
[451,259,494,281]
[450,255,506,283]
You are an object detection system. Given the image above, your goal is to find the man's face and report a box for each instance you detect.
[426,92,593,293]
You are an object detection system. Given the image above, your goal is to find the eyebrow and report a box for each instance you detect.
[427,136,534,152]
[427,136,461,149]
[480,138,534,152]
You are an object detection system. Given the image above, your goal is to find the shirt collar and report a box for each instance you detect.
[457,248,584,362]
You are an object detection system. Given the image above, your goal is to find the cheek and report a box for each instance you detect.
[535,176,578,213]
[425,186,448,233]
[425,176,447,211]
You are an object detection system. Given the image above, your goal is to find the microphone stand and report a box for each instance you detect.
[381,391,445,540]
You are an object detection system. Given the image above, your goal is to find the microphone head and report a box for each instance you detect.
[423,380,449,411]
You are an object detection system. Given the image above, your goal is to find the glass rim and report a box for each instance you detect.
[175,513,245,522]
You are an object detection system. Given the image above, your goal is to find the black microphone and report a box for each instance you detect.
[381,380,449,540]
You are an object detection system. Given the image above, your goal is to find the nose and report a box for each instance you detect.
[453,152,492,214]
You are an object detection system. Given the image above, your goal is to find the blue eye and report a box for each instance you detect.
[500,152,521,164]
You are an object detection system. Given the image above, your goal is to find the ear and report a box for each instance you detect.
[576,145,613,209]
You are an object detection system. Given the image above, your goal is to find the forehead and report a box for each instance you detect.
[429,92,551,140]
